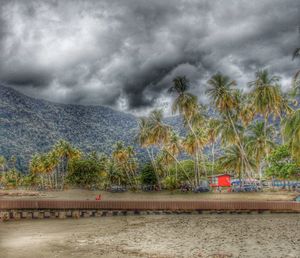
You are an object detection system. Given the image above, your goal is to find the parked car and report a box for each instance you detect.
[231,184,260,192]
[141,184,156,192]
[180,183,192,192]
[109,185,127,193]
[193,185,210,193]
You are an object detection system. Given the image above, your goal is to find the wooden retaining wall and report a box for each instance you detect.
[1,200,299,221]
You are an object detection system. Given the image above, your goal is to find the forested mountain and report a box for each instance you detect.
[0,85,144,171]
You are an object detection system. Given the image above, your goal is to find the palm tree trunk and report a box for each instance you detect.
[264,114,270,169]
[212,143,215,176]
[164,149,194,186]
[147,148,161,189]
[185,119,206,185]
[226,113,253,178]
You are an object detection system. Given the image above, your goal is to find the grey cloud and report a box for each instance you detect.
[0,0,299,112]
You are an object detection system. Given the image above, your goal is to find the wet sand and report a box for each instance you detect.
[0,214,299,258]
[0,189,297,201]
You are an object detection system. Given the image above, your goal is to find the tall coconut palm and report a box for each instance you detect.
[169,76,199,120]
[248,70,285,164]
[207,73,253,177]
[246,121,275,178]
[207,73,239,114]
[169,76,206,183]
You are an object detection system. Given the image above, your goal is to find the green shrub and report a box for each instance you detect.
[140,163,157,185]
[162,175,180,190]
[67,158,104,188]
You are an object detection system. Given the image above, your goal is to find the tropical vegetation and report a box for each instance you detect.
[1,41,300,190]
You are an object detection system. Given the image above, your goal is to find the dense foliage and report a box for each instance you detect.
[67,157,104,188]
[265,145,300,180]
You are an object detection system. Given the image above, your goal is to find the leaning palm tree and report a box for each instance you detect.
[137,110,172,188]
[148,109,171,146]
[158,131,193,185]
[112,142,138,187]
[246,121,275,179]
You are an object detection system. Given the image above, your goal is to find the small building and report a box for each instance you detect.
[208,174,232,187]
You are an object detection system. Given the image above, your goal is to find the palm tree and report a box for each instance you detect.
[282,109,300,164]
[147,109,172,188]
[47,151,59,189]
[182,127,209,184]
[169,76,198,121]
[155,149,173,178]
[53,140,81,189]
[29,154,48,188]
[248,70,286,164]
[248,69,283,116]
[207,73,239,114]
[148,109,171,146]
[292,28,300,95]
[164,133,181,179]
[169,76,206,184]
[112,142,138,187]
[207,73,253,177]
[137,116,161,186]
[246,121,275,178]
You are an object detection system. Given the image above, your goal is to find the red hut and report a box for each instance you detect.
[208,174,232,187]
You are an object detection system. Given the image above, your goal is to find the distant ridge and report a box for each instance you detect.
[0,84,141,171]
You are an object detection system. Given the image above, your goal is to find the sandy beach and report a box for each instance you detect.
[0,189,297,201]
[0,214,299,258]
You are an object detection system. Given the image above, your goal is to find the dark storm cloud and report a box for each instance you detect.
[0,0,299,113]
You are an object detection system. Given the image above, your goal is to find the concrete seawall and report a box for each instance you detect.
[1,200,299,221]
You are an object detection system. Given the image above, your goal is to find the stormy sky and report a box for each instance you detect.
[0,0,299,115]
